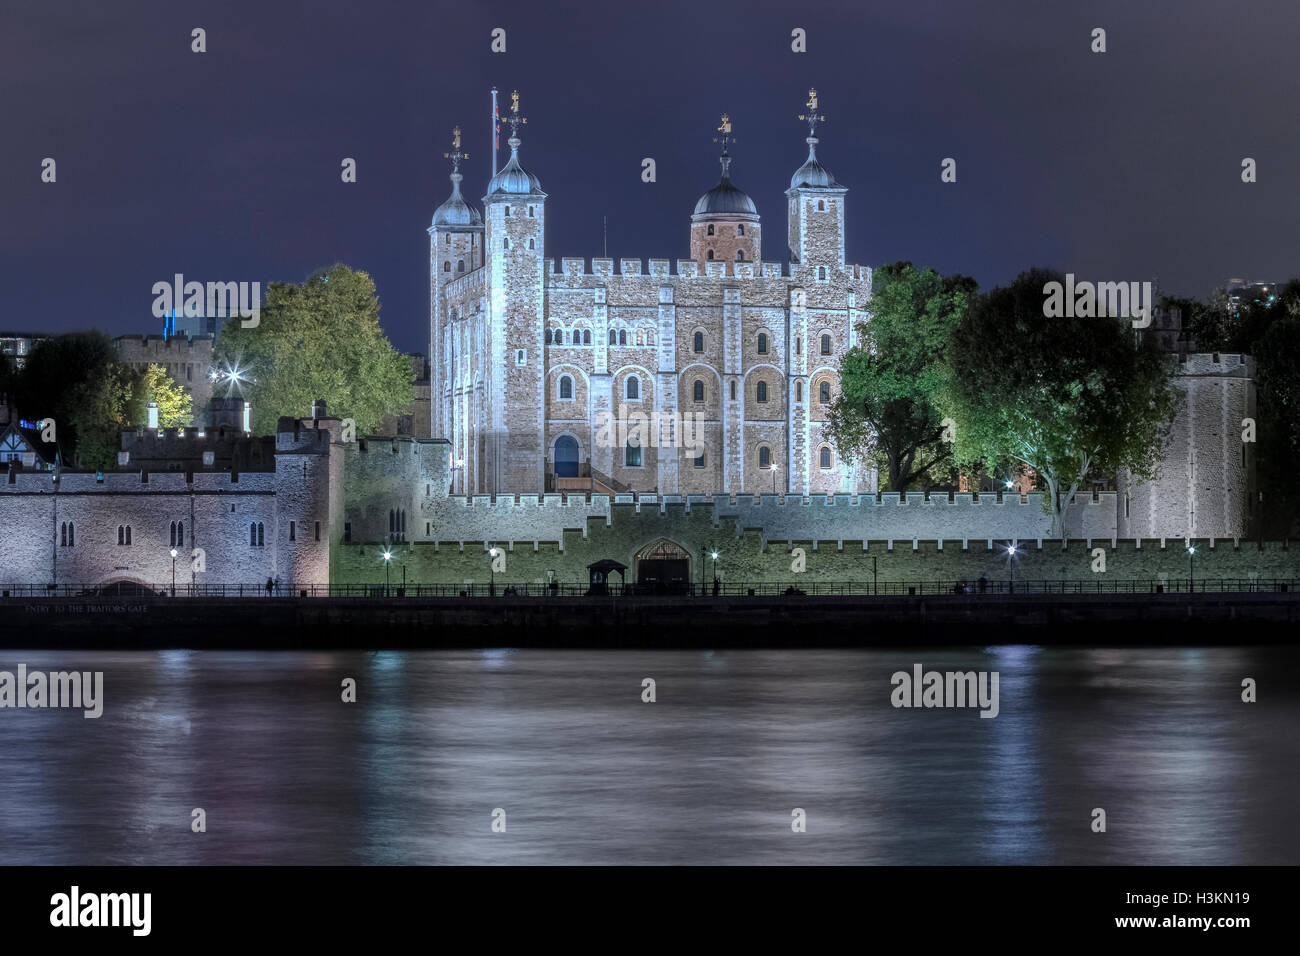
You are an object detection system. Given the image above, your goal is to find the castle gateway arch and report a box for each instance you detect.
[634,538,692,591]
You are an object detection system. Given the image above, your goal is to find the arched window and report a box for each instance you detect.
[730,381,737,400]
[759,446,771,468]
[707,224,715,236]
[170,521,177,547]
[68,522,74,546]
[619,330,627,346]
[545,329,553,345]
[707,250,714,260]
[177,520,183,546]
[443,261,450,272]
[694,449,706,468]
[625,440,642,467]
[559,375,573,399]
[504,205,511,216]
[250,524,257,547]
[457,260,465,272]
[60,522,67,547]
[257,523,264,547]
[289,520,296,542]
[693,380,704,402]
[736,250,744,261]
[757,332,768,354]
[796,381,803,402]
[125,526,131,546]
[609,329,617,345]
[796,337,801,355]
[444,235,450,245]
[818,266,827,280]
[626,376,640,400]
[820,447,832,470]
[118,526,125,546]
[389,510,395,534]
[821,334,831,354]
[756,381,768,403]
[636,330,644,346]
[503,238,509,249]
[737,224,744,236]
[819,381,831,403]
[529,238,535,250]
[583,330,591,345]
[528,206,535,217]
[817,200,825,211]
[693,331,704,353]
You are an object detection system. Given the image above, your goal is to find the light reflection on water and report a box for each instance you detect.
[0,647,1295,865]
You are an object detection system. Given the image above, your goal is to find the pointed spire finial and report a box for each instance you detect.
[712,113,735,178]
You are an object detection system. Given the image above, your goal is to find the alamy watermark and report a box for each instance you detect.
[152,273,260,328]
[594,404,706,457]
[0,663,103,718]
[1042,274,1152,328]
[890,663,999,718]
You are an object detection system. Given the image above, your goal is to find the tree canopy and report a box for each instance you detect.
[826,262,976,491]
[213,264,412,435]
[940,269,1180,537]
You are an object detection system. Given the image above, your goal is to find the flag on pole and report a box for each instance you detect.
[491,87,500,177]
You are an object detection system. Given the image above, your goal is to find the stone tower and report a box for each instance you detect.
[429,128,483,443]
[689,114,761,274]
[482,91,547,493]
[786,88,847,276]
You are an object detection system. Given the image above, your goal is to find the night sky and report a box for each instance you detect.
[3,0,1297,354]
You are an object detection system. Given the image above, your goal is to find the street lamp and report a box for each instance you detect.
[382,549,392,596]
[1006,543,1019,592]
[1187,544,1195,592]
[488,547,500,596]
[771,463,779,494]
[711,550,720,596]
[169,548,177,597]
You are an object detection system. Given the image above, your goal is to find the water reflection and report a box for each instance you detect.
[0,647,1295,865]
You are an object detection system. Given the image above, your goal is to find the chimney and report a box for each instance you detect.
[242,402,252,433]
[312,399,327,420]
[147,402,159,429]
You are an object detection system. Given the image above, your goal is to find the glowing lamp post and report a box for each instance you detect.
[382,550,392,596]
[1007,543,1019,592]
[1187,545,1195,592]
[169,548,177,597]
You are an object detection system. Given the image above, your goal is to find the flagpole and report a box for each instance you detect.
[491,87,499,177]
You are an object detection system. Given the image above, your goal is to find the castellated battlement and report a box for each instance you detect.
[442,266,487,299]
[410,490,1119,547]
[2,469,279,493]
[541,257,873,284]
[113,333,215,354]
[1176,353,1254,377]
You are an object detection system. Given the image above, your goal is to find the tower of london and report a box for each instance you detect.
[430,90,875,498]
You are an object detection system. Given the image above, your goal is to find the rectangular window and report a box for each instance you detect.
[315,521,321,542]
[694,451,705,468]
[344,522,352,543]
[290,520,296,542]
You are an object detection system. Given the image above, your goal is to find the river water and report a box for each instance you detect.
[0,647,1295,865]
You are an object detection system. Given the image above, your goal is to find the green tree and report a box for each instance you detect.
[131,363,193,427]
[1252,307,1300,536]
[826,262,977,491]
[13,331,132,470]
[941,269,1180,538]
[214,265,412,435]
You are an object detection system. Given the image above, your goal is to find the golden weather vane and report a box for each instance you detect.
[712,113,735,152]
[798,87,825,136]
[443,126,468,171]
[507,90,528,137]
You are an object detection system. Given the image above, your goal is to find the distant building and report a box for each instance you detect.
[1226,279,1278,317]
[113,334,215,428]
[0,422,60,472]
[0,332,48,371]
[376,353,431,438]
